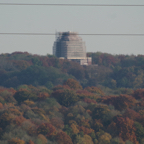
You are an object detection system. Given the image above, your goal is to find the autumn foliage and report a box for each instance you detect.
[37,123,57,137]
[101,94,137,110]
[56,131,73,144]
[115,117,139,144]
[0,52,144,143]
[133,89,144,99]
[8,138,25,144]
[64,78,82,90]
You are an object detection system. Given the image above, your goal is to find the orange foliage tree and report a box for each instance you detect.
[14,116,27,126]
[56,131,73,144]
[12,60,31,70]
[133,89,144,99]
[8,138,25,144]
[52,85,70,91]
[0,87,16,95]
[76,89,99,100]
[83,98,97,104]
[0,102,3,109]
[37,123,56,137]
[28,126,37,136]
[123,109,140,121]
[79,126,94,135]
[28,140,34,144]
[115,117,138,143]
[6,108,22,116]
[38,92,50,100]
[102,94,137,111]
[23,100,35,106]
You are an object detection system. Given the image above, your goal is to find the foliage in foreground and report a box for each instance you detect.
[0,78,144,143]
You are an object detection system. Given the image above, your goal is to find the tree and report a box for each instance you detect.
[14,116,27,126]
[68,67,85,80]
[133,89,144,99]
[110,137,124,144]
[52,89,79,107]
[64,78,82,90]
[70,123,79,134]
[37,134,48,144]
[98,132,112,144]
[76,89,98,99]
[0,113,14,129]
[123,109,140,121]
[14,90,37,103]
[74,134,94,144]
[37,123,56,137]
[85,86,104,95]
[92,105,111,125]
[56,131,73,144]
[38,92,50,100]
[79,126,94,135]
[12,60,31,70]
[50,117,64,129]
[8,138,25,144]
[115,117,138,143]
[134,122,144,143]
[93,119,103,132]
[102,94,137,111]
[28,140,34,144]
[83,98,97,104]
[23,100,35,106]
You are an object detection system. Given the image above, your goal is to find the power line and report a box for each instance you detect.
[0,33,55,35]
[0,3,144,6]
[0,33,144,36]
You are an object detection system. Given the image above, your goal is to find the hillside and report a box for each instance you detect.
[1,52,144,90]
[0,52,144,144]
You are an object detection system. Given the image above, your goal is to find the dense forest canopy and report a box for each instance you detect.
[0,52,144,144]
[1,51,144,90]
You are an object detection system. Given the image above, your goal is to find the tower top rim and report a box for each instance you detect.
[58,31,78,36]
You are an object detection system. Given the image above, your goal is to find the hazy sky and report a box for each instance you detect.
[0,0,144,55]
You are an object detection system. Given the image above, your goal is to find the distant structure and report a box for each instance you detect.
[53,31,92,65]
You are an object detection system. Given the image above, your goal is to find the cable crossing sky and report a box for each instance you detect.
[0,3,144,6]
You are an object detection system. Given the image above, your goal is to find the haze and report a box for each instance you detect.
[0,0,144,55]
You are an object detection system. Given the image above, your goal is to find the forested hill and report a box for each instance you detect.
[1,52,144,144]
[1,51,144,89]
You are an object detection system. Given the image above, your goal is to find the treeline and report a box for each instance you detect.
[1,52,144,89]
[0,79,144,144]
[87,52,144,89]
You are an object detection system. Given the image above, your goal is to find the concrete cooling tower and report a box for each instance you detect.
[53,31,91,65]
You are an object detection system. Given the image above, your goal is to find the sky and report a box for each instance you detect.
[0,0,144,56]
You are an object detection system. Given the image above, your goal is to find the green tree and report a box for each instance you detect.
[14,90,37,103]
[134,122,144,143]
[52,89,79,107]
